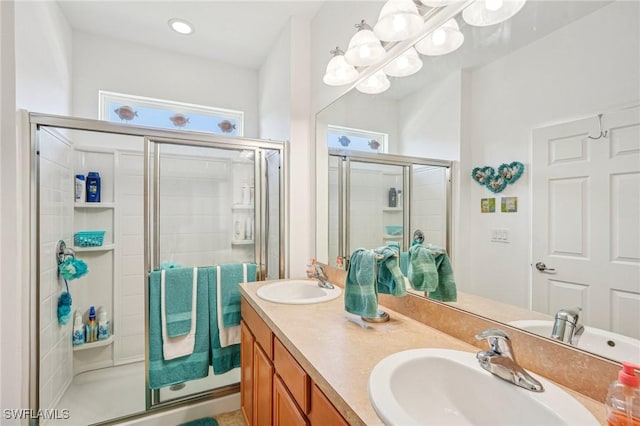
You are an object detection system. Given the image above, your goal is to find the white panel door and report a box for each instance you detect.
[532,106,640,338]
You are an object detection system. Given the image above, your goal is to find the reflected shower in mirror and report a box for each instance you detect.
[314,0,640,364]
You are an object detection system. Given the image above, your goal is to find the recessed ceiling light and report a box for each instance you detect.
[168,18,194,35]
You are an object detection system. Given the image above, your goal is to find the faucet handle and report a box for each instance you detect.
[475,329,514,358]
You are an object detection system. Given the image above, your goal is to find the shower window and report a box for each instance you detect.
[99,90,244,136]
[327,125,387,153]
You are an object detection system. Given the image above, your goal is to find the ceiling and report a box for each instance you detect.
[57,1,325,69]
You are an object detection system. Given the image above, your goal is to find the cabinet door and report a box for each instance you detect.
[308,383,348,426]
[273,375,308,426]
[241,321,254,425]
[253,342,274,426]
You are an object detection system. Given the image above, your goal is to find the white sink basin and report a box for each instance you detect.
[509,319,640,364]
[256,279,342,304]
[369,348,598,426]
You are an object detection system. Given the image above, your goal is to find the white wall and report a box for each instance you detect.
[71,32,259,138]
[2,1,73,421]
[38,129,74,412]
[460,1,639,307]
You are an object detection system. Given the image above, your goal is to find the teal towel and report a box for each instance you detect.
[163,267,194,338]
[400,251,409,276]
[344,249,379,317]
[220,263,257,328]
[375,242,406,296]
[208,267,241,374]
[179,418,218,426]
[427,252,457,302]
[408,244,439,292]
[148,269,210,389]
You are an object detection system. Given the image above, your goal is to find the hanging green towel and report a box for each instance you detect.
[400,251,409,276]
[427,252,457,302]
[219,263,257,328]
[408,244,439,291]
[163,267,194,338]
[208,267,241,374]
[344,249,379,317]
[148,269,210,389]
[375,242,407,296]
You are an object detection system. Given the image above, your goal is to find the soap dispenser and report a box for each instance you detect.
[606,362,640,426]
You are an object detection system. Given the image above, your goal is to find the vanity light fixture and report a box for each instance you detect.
[344,20,386,67]
[323,47,360,86]
[356,70,391,94]
[373,0,424,42]
[168,18,194,35]
[383,47,423,77]
[414,18,464,56]
[462,0,527,27]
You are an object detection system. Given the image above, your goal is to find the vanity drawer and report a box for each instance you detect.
[241,298,273,359]
[274,337,310,414]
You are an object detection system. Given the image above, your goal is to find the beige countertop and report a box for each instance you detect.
[239,280,606,425]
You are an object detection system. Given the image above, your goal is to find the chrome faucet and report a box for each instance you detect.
[306,262,334,289]
[475,328,544,392]
[551,307,584,345]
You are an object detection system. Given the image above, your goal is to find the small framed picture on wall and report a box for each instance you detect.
[501,197,518,213]
[481,198,495,213]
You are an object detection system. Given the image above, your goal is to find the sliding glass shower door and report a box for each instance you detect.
[145,137,283,406]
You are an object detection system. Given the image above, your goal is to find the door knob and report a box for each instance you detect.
[535,262,556,272]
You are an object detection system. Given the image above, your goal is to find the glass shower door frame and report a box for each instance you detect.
[143,135,285,408]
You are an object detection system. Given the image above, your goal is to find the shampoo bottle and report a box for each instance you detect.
[606,362,640,426]
[98,308,110,341]
[86,172,101,202]
[72,311,85,346]
[388,187,397,208]
[75,175,85,203]
[86,306,97,343]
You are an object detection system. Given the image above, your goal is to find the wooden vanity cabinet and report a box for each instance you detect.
[241,298,348,426]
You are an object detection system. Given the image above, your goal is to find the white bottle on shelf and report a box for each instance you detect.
[245,215,253,241]
[234,217,243,240]
[241,182,250,205]
[72,311,85,346]
[98,308,110,341]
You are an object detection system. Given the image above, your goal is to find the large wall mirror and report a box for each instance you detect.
[315,0,640,365]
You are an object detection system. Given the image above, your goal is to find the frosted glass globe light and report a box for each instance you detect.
[414,19,464,56]
[345,21,385,66]
[383,47,423,77]
[323,48,359,86]
[373,0,423,42]
[486,0,504,11]
[432,28,446,45]
[356,70,391,94]
[462,0,527,27]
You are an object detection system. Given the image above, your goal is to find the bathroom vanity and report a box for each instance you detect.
[239,280,605,425]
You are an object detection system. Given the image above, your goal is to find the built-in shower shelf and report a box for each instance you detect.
[383,207,402,212]
[74,202,116,209]
[383,234,403,239]
[232,240,254,245]
[73,335,114,352]
[74,244,115,252]
[232,204,254,210]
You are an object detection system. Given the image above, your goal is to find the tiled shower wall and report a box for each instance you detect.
[39,129,74,410]
[411,166,447,248]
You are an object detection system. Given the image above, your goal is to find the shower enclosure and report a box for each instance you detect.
[30,113,286,425]
[328,149,451,269]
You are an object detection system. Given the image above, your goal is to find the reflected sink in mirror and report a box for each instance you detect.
[509,320,640,364]
[369,348,598,426]
[256,279,342,304]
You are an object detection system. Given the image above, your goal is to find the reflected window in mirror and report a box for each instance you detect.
[327,125,387,153]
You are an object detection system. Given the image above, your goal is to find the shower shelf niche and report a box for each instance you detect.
[73,244,116,252]
[232,240,254,245]
[74,202,116,209]
[73,335,115,352]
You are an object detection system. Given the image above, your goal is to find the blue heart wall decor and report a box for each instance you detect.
[471,162,524,193]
